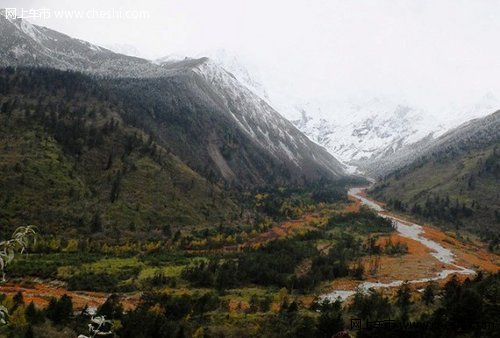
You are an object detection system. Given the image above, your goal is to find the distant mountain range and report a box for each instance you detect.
[291,100,440,166]
[361,110,500,177]
[292,95,500,170]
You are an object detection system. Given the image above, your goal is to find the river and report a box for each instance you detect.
[321,187,476,302]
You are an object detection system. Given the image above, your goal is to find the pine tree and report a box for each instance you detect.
[423,283,435,305]
[24,325,34,338]
[24,302,42,324]
[13,292,24,310]
[91,213,103,233]
[45,295,73,324]
[396,282,412,322]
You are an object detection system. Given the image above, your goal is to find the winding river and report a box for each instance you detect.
[321,187,476,301]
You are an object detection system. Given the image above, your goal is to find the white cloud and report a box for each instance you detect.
[2,0,500,117]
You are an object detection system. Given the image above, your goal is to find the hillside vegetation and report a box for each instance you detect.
[371,127,500,244]
[0,67,243,238]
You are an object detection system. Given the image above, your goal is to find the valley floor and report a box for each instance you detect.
[323,188,499,301]
[0,187,499,337]
[1,189,498,312]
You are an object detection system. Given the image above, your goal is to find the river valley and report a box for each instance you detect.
[322,187,481,301]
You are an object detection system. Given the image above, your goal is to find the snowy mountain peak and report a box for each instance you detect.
[187,50,500,170]
[290,99,438,164]
[203,50,271,101]
[290,93,500,170]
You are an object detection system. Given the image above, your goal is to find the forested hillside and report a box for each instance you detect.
[371,112,500,243]
[0,67,244,238]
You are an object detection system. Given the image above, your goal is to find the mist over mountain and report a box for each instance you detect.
[187,50,500,171]
[0,13,355,240]
[3,5,498,174]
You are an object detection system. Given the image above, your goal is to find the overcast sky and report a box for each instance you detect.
[2,0,500,116]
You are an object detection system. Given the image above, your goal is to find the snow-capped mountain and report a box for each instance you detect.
[291,94,500,169]
[364,109,500,177]
[291,99,443,164]
[193,52,439,166]
[4,11,495,178]
[0,14,346,184]
[156,50,271,102]
[200,50,271,102]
